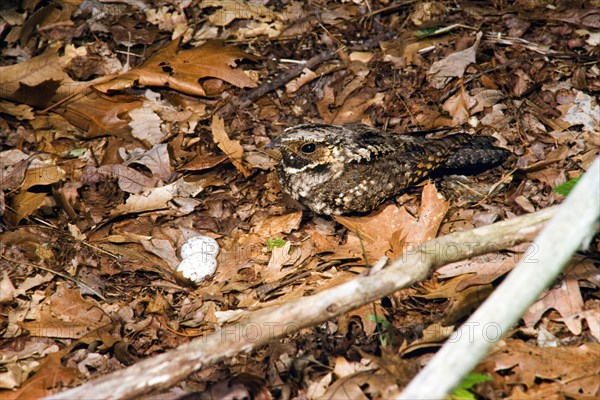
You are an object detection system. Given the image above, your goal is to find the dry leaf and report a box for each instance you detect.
[436,254,518,291]
[335,183,449,262]
[442,86,476,126]
[128,107,164,145]
[252,211,302,237]
[333,91,385,124]
[428,32,483,89]
[112,178,203,216]
[121,143,173,182]
[487,339,600,396]
[559,91,600,132]
[179,154,228,172]
[471,89,504,114]
[286,68,318,93]
[96,164,157,194]
[523,278,584,331]
[8,191,47,225]
[201,0,275,26]
[58,91,144,138]
[0,44,86,108]
[20,165,65,191]
[211,115,250,176]
[558,308,600,341]
[0,100,35,120]
[0,272,16,303]
[94,40,257,97]
[20,285,111,339]
[7,347,77,398]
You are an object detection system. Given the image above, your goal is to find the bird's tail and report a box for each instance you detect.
[439,135,510,173]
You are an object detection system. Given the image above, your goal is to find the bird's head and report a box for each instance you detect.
[267,124,352,173]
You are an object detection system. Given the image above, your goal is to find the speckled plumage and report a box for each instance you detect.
[270,124,510,215]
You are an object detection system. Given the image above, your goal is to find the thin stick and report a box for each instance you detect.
[47,205,558,400]
[216,30,398,119]
[400,156,600,399]
[1,255,107,301]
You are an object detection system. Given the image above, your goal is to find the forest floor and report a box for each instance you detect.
[1,0,599,398]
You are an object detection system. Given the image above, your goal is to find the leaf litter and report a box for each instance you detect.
[0,0,598,398]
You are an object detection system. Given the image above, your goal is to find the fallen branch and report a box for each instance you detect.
[400,156,600,399]
[47,205,558,399]
[215,50,339,119]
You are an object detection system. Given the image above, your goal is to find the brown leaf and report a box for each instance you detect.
[286,68,318,93]
[179,154,229,172]
[436,254,518,291]
[97,164,157,194]
[427,32,482,89]
[20,165,65,191]
[7,191,47,225]
[487,339,600,396]
[334,183,449,262]
[0,100,35,120]
[549,8,600,28]
[264,241,300,283]
[0,45,85,108]
[0,152,32,191]
[201,0,275,26]
[442,86,476,126]
[332,90,385,124]
[471,89,504,114]
[400,323,454,356]
[522,278,584,331]
[403,182,450,244]
[0,272,16,303]
[122,143,173,182]
[9,348,77,399]
[338,302,386,336]
[58,91,143,138]
[20,285,111,339]
[94,40,257,96]
[558,308,600,341]
[252,211,302,237]
[112,177,204,216]
[211,115,250,176]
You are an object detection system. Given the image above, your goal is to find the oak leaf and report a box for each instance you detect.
[94,40,257,97]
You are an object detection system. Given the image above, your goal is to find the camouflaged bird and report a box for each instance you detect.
[268,123,510,215]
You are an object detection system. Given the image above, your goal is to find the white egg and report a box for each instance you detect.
[176,253,217,284]
[180,235,219,259]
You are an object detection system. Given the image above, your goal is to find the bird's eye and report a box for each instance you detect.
[300,143,317,154]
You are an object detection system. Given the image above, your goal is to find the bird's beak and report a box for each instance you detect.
[265,138,283,149]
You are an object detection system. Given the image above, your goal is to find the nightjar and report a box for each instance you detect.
[269,124,510,215]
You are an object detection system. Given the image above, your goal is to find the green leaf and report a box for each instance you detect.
[68,148,88,158]
[457,372,491,389]
[449,388,476,400]
[414,26,444,38]
[448,373,491,400]
[367,314,391,329]
[266,238,286,251]
[553,176,581,196]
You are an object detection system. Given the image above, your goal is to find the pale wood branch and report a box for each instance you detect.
[400,156,600,399]
[47,205,559,399]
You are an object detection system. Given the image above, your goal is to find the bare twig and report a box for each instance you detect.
[215,51,339,119]
[216,30,398,119]
[47,205,558,400]
[1,255,107,301]
[400,156,600,399]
